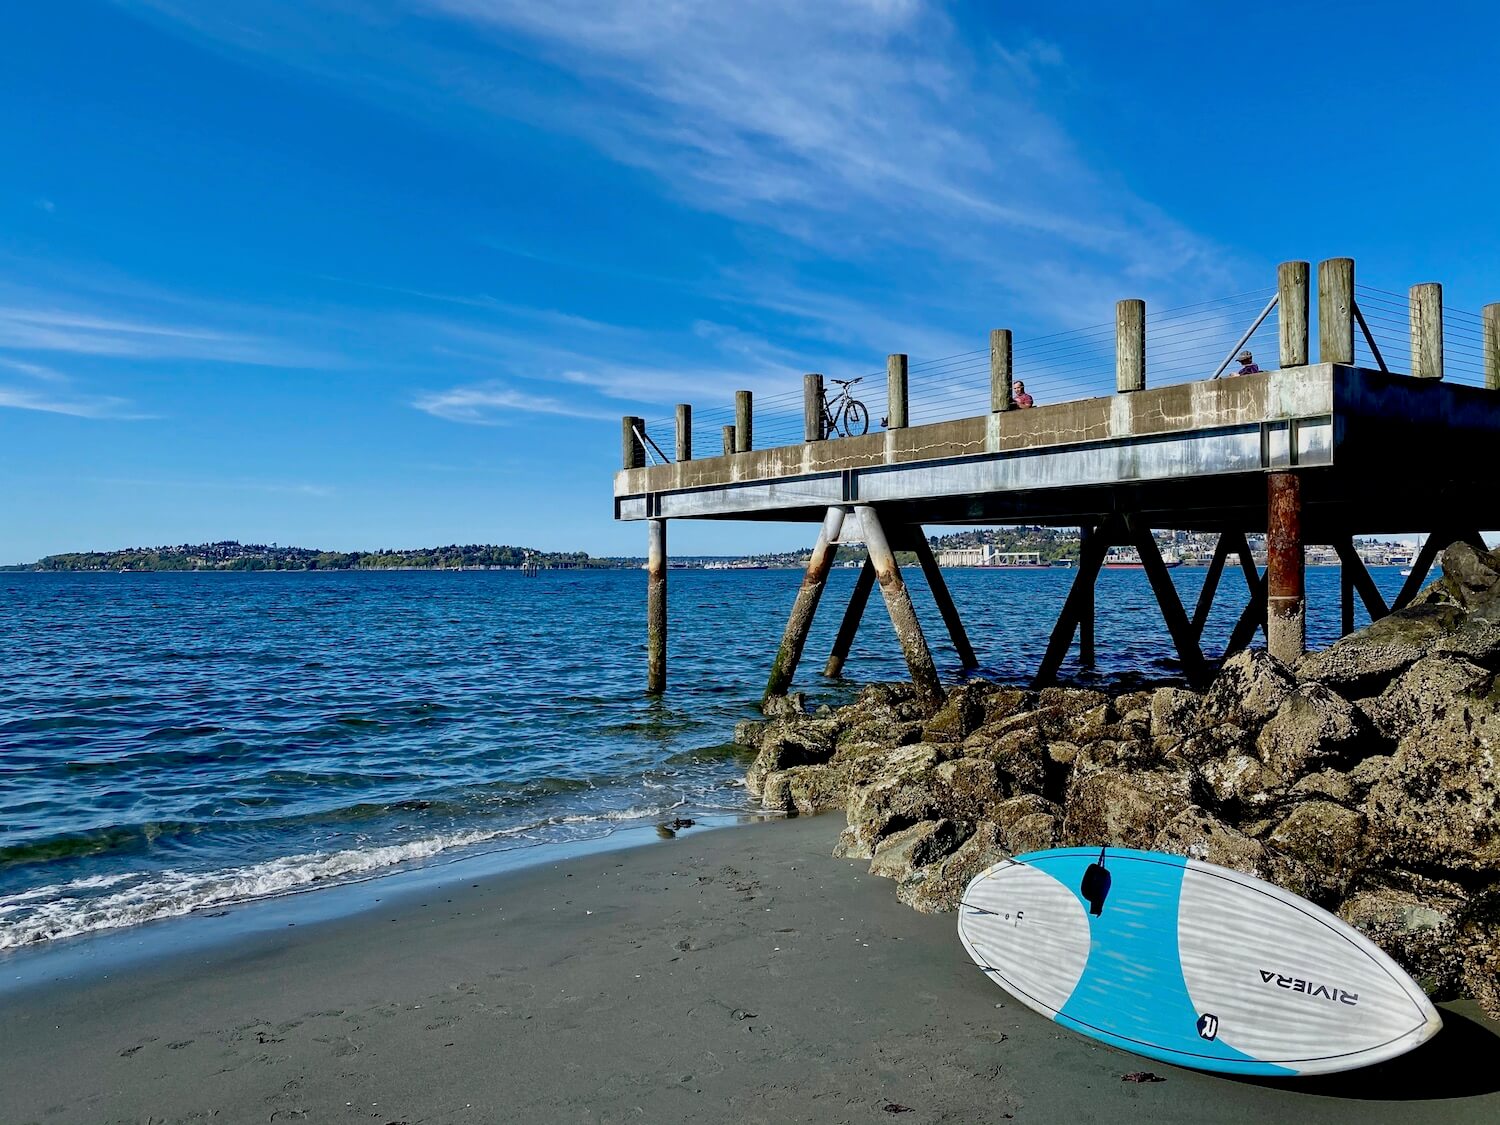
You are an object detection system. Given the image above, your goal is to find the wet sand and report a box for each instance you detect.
[2,814,1497,1124]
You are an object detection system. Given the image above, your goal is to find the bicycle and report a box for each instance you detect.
[822,377,870,438]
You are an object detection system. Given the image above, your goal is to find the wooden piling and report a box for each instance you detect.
[763,506,846,701]
[1411,283,1444,379]
[825,559,875,677]
[990,329,1013,412]
[906,529,978,669]
[1318,258,1355,365]
[734,391,752,452]
[621,416,645,470]
[646,518,667,694]
[1266,471,1305,663]
[803,374,824,442]
[1116,300,1145,392]
[722,424,736,456]
[856,505,943,707]
[1486,304,1500,390]
[675,404,692,462]
[887,354,909,429]
[1278,261,1310,367]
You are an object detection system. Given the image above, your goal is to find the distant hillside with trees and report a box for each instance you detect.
[4,541,627,572]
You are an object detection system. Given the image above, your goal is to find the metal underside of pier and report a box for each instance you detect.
[615,366,1500,535]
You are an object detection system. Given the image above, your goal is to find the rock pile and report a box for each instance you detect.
[735,542,1500,1019]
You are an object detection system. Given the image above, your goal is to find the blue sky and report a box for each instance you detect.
[2,1,1498,563]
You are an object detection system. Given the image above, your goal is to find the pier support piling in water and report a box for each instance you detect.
[856,505,943,707]
[764,506,846,701]
[1126,515,1207,686]
[1266,472,1306,664]
[1035,516,1117,686]
[1078,524,1097,667]
[1332,538,1388,626]
[905,527,979,670]
[647,518,667,695]
[825,559,876,678]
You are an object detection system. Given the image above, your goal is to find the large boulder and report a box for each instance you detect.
[869,818,962,881]
[961,726,1047,795]
[1061,768,1191,849]
[1434,541,1500,619]
[1358,655,1491,742]
[744,718,841,796]
[1266,800,1367,899]
[1153,806,1269,877]
[1194,753,1280,819]
[1254,684,1370,783]
[1365,701,1500,875]
[932,757,1012,824]
[1201,650,1296,729]
[897,820,1011,913]
[837,746,945,858]
[761,692,808,718]
[1150,687,1202,747]
[784,763,851,816]
[1295,604,1465,696]
[1461,911,1500,1022]
[1339,888,1467,998]
[921,682,990,743]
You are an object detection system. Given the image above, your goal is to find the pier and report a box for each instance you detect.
[615,259,1500,698]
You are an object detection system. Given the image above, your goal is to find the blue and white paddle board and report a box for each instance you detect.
[959,847,1441,1076]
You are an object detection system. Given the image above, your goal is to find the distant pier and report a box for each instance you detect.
[615,259,1500,698]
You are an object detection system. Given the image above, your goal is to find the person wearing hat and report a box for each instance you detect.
[1233,350,1261,376]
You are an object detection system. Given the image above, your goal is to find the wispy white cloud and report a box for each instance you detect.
[413,383,619,423]
[0,356,149,419]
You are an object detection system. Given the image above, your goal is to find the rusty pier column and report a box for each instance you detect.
[763,506,846,701]
[856,505,943,707]
[647,517,667,695]
[1266,472,1305,664]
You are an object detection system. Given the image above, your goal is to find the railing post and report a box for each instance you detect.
[734,390,753,453]
[1278,261,1310,367]
[1486,304,1500,391]
[1318,258,1355,364]
[887,354,909,429]
[1410,282,1444,380]
[675,404,692,462]
[990,329,1013,412]
[621,415,645,470]
[803,374,824,442]
[1116,300,1145,392]
[722,424,737,456]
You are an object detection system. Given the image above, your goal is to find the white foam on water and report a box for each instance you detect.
[0,801,690,949]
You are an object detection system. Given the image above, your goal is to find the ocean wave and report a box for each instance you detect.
[0,802,690,949]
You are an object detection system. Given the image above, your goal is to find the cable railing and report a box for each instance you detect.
[633,272,1496,464]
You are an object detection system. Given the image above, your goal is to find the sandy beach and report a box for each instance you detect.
[2,814,1497,1125]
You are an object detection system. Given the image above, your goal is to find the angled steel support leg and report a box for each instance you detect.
[905,527,979,670]
[856,505,943,708]
[1127,515,1209,688]
[824,559,875,678]
[1034,517,1117,687]
[763,506,845,701]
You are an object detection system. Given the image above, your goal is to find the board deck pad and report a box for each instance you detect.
[959,847,1442,1076]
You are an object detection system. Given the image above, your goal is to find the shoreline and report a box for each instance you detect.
[2,813,1497,1124]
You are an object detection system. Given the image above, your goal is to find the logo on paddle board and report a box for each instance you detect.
[1259,969,1358,1006]
[1196,1013,1219,1041]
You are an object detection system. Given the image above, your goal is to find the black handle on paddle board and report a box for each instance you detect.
[1080,846,1111,916]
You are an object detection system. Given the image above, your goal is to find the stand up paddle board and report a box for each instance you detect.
[959,847,1441,1076]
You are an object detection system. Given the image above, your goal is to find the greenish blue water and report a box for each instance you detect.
[0,566,1405,948]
